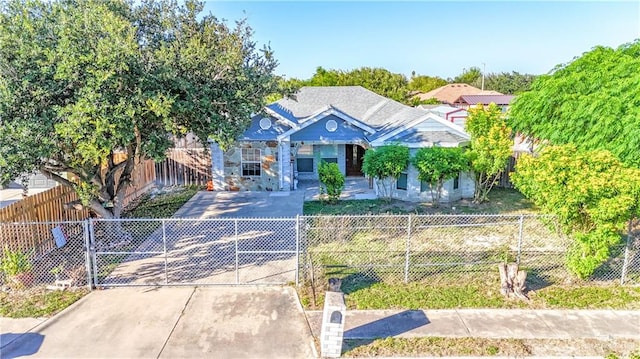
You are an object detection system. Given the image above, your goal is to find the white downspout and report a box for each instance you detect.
[278,140,283,190]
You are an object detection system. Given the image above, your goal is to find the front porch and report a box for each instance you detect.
[297,176,376,201]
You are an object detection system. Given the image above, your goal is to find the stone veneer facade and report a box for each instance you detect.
[219,141,280,191]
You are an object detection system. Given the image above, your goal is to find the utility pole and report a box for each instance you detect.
[481,62,486,90]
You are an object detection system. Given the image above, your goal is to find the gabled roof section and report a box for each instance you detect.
[277,105,375,141]
[240,114,292,141]
[264,104,298,127]
[413,83,503,104]
[272,86,426,130]
[370,112,470,146]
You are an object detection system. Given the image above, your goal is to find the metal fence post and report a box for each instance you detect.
[404,215,412,283]
[620,220,633,285]
[516,214,524,265]
[235,219,239,285]
[89,219,99,287]
[295,215,300,286]
[83,219,93,290]
[163,219,168,285]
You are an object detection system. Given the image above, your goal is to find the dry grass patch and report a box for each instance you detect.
[342,337,640,357]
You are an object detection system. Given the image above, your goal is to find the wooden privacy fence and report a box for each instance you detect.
[0,159,155,256]
[155,148,211,187]
[496,151,528,189]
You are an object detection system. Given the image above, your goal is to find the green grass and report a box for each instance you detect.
[347,283,640,310]
[536,286,640,309]
[342,338,640,358]
[304,188,537,215]
[124,185,202,218]
[0,288,88,318]
[345,282,512,309]
[299,277,640,310]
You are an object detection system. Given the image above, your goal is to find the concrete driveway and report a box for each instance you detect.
[172,191,305,218]
[1,286,316,358]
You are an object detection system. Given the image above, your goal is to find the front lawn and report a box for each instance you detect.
[303,188,537,215]
[298,279,640,311]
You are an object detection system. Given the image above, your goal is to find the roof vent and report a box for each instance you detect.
[259,118,272,130]
[326,119,338,132]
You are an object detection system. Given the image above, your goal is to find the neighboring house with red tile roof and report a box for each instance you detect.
[413,84,502,105]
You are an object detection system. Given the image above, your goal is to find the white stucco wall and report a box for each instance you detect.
[374,166,475,203]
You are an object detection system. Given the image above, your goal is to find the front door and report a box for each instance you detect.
[345,144,365,176]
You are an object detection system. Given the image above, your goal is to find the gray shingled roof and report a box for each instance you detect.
[269,86,428,139]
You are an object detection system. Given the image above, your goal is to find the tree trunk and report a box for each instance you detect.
[498,262,528,300]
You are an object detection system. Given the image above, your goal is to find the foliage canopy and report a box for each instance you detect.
[470,71,536,94]
[0,0,280,218]
[318,161,345,204]
[465,104,513,203]
[509,40,640,168]
[362,145,409,199]
[412,147,468,206]
[512,145,640,278]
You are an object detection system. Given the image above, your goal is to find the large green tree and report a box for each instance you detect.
[452,66,482,84]
[304,66,409,103]
[465,104,513,203]
[512,145,640,278]
[470,71,536,94]
[509,40,640,168]
[408,74,447,93]
[0,0,279,218]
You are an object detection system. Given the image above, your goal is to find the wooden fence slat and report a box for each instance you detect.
[155,148,211,187]
[0,159,156,255]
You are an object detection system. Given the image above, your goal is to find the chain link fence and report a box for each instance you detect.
[1,215,639,294]
[90,218,298,286]
[299,214,640,292]
[0,221,91,291]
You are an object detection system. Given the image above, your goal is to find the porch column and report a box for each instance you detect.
[279,139,292,191]
[210,141,226,191]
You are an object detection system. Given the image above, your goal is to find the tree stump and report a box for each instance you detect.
[498,263,528,300]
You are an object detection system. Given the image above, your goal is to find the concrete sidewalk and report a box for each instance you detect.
[306,309,640,340]
[1,287,316,358]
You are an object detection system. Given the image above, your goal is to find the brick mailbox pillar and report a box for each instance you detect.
[320,291,346,358]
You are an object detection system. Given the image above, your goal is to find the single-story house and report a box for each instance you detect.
[210,86,474,202]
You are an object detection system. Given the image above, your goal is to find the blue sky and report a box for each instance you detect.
[205,1,640,80]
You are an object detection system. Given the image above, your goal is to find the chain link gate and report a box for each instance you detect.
[89,217,299,287]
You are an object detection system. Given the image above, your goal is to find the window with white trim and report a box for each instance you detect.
[397,172,408,190]
[241,148,261,177]
[420,181,432,192]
